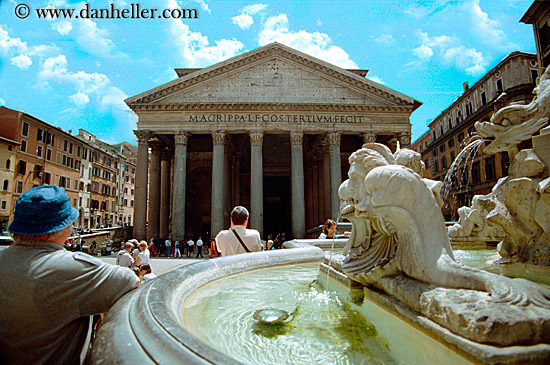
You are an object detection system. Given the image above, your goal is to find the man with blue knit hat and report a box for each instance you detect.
[0,186,139,364]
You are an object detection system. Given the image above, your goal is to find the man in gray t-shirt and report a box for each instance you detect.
[0,186,139,364]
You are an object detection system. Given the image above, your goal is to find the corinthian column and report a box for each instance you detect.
[361,132,377,144]
[224,139,232,228]
[211,131,225,237]
[328,132,342,220]
[250,131,264,236]
[133,130,151,240]
[171,132,189,241]
[398,132,412,149]
[147,140,162,239]
[159,148,172,238]
[290,132,305,238]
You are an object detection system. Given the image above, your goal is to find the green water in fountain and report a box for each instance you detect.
[453,247,550,288]
[182,263,473,364]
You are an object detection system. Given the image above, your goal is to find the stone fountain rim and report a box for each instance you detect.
[88,246,325,364]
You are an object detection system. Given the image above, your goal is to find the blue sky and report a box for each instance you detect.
[0,0,537,144]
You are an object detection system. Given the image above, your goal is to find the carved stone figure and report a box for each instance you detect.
[447,197,505,244]
[337,143,550,346]
[452,66,550,264]
[475,65,550,157]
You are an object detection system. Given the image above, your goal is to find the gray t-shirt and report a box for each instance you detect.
[0,240,136,364]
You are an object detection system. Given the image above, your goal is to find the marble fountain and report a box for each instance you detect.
[88,68,550,364]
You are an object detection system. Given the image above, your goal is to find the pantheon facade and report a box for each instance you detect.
[126,43,420,241]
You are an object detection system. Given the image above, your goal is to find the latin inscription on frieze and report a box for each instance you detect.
[188,114,366,124]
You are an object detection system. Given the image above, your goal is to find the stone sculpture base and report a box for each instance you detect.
[321,254,550,364]
[364,284,550,365]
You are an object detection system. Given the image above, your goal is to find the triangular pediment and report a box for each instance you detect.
[126,43,420,110]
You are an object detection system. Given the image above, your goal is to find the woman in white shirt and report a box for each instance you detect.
[135,241,150,267]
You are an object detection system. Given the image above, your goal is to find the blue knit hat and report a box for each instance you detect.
[8,185,79,235]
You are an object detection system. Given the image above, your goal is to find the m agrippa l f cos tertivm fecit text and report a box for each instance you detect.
[14,3,199,20]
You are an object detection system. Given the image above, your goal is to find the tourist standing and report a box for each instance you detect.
[215,206,262,256]
[174,240,182,258]
[165,238,171,257]
[196,237,204,258]
[0,186,139,363]
[186,237,194,258]
[209,239,218,258]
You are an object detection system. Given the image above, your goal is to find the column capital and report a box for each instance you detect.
[134,130,152,144]
[319,139,329,154]
[328,132,341,146]
[290,131,303,146]
[361,132,377,144]
[175,131,190,145]
[398,132,412,146]
[212,131,225,145]
[249,131,264,146]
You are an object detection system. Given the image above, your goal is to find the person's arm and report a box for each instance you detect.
[135,255,142,267]
[133,274,140,288]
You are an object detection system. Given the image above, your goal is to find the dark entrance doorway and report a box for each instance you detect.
[263,176,291,239]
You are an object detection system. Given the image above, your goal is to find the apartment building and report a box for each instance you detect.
[412,51,538,220]
[114,142,137,226]
[0,107,138,230]
[0,106,89,226]
[0,136,19,232]
[411,131,432,179]
[77,129,121,228]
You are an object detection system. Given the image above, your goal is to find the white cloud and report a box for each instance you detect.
[0,96,5,106]
[99,87,129,111]
[404,4,431,19]
[258,14,358,69]
[375,34,395,45]
[38,54,132,114]
[467,0,506,45]
[412,29,486,75]
[441,46,486,76]
[187,39,244,66]
[10,54,32,69]
[169,0,244,67]
[367,75,385,85]
[0,25,28,56]
[232,3,268,30]
[75,19,116,56]
[192,0,211,14]
[39,55,109,96]
[413,45,433,60]
[232,13,254,30]
[243,3,267,15]
[52,20,73,35]
[69,92,89,106]
[28,44,62,57]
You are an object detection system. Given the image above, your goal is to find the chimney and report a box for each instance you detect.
[463,81,469,93]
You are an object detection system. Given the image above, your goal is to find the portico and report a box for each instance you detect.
[126,43,420,240]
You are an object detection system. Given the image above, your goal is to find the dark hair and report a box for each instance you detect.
[231,206,249,225]
[139,264,152,274]
[323,219,336,235]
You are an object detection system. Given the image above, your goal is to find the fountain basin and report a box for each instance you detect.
[88,247,325,364]
[89,243,550,364]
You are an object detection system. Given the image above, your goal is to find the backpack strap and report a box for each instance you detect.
[232,229,250,252]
